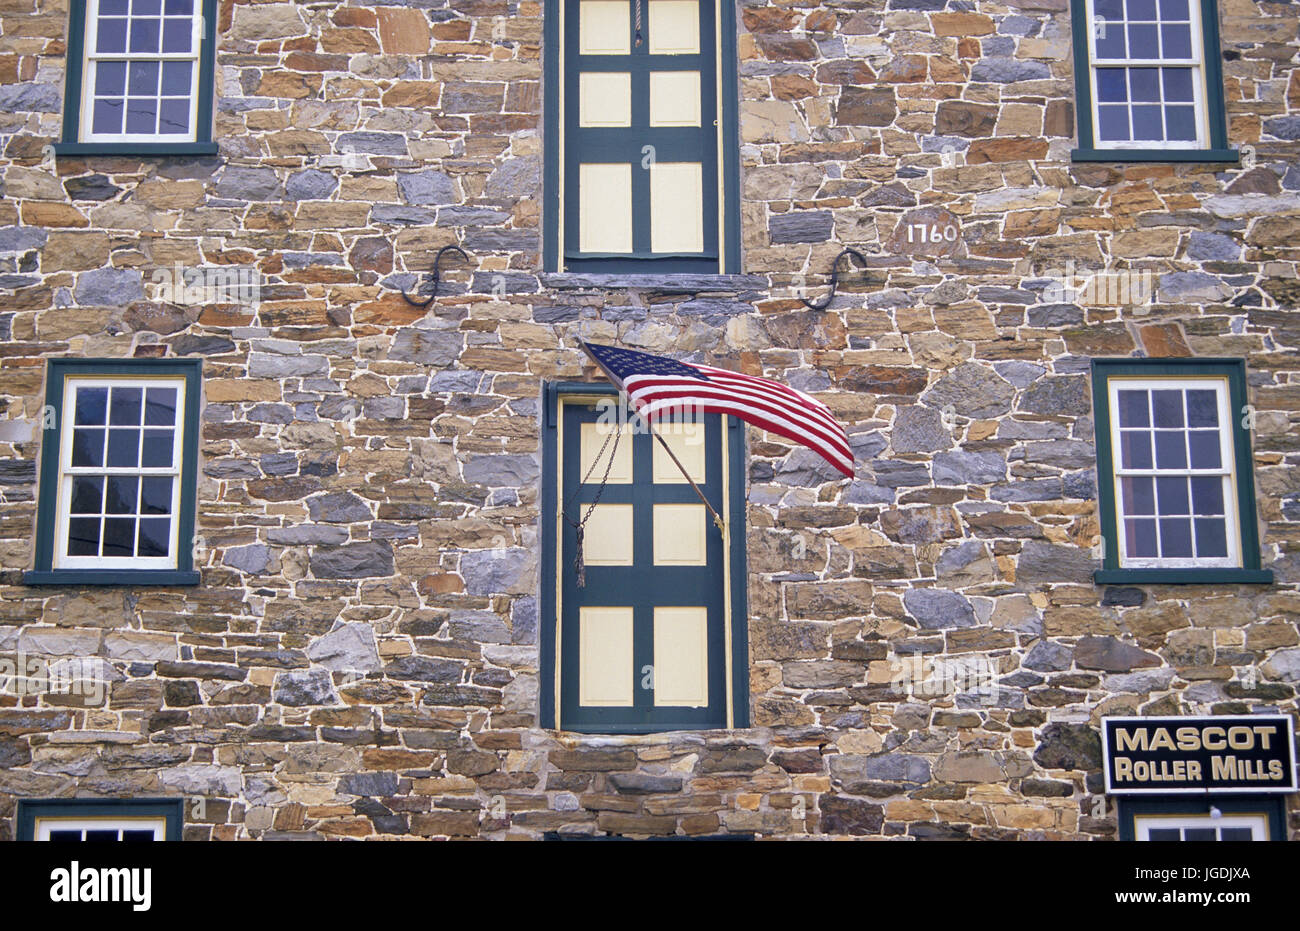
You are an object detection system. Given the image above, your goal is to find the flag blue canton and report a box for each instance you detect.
[583,342,709,384]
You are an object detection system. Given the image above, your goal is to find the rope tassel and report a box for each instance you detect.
[573,525,586,589]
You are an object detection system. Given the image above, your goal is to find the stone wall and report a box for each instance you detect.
[0,0,1297,839]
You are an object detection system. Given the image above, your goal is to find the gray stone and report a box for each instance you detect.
[1023,640,1072,672]
[1033,723,1102,771]
[372,205,435,225]
[990,477,1063,501]
[970,59,1051,82]
[935,540,993,586]
[462,454,538,487]
[857,752,932,783]
[389,328,462,366]
[769,210,834,244]
[0,227,48,252]
[307,622,380,673]
[1027,303,1084,326]
[1187,231,1242,262]
[608,772,684,794]
[1017,376,1090,416]
[892,406,951,453]
[307,491,372,523]
[1264,648,1300,683]
[339,772,398,797]
[0,460,36,485]
[74,268,144,306]
[1017,541,1096,585]
[1021,440,1095,469]
[309,542,394,579]
[249,353,329,379]
[460,548,534,596]
[64,175,121,201]
[903,589,978,630]
[1263,116,1300,141]
[0,82,61,112]
[337,132,408,155]
[286,169,338,200]
[448,610,510,644]
[869,459,930,487]
[217,166,283,200]
[933,450,1006,485]
[437,206,510,227]
[993,361,1046,388]
[1158,271,1233,303]
[484,157,540,197]
[1074,636,1161,672]
[775,447,850,486]
[397,170,456,206]
[1104,668,1176,692]
[273,669,338,706]
[204,459,261,480]
[223,544,271,575]
[267,525,349,545]
[922,363,1015,418]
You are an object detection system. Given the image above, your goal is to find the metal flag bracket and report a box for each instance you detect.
[400,244,471,309]
[800,247,872,311]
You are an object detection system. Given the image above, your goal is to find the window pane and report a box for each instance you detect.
[1154,431,1187,468]
[72,429,105,467]
[140,476,173,514]
[102,0,129,12]
[164,0,192,13]
[1185,389,1218,427]
[1120,430,1153,469]
[136,0,162,12]
[109,386,143,425]
[1165,106,1196,140]
[1160,23,1192,58]
[1117,389,1150,427]
[122,829,157,842]
[1219,827,1252,841]
[160,61,192,95]
[103,517,136,557]
[1151,390,1184,427]
[85,829,120,842]
[144,387,178,426]
[48,829,84,841]
[92,98,125,135]
[1126,23,1158,55]
[137,518,171,558]
[67,517,101,556]
[1187,430,1221,469]
[1130,68,1160,101]
[159,98,190,134]
[107,428,140,468]
[1097,0,1125,19]
[1194,518,1228,557]
[1159,517,1193,557]
[1156,476,1189,514]
[1184,828,1216,841]
[129,17,161,53]
[1098,105,1130,141]
[1158,0,1188,18]
[75,387,109,425]
[1148,827,1181,841]
[126,98,159,134]
[1126,0,1156,18]
[162,17,192,53]
[96,17,128,53]
[1125,518,1158,557]
[1096,26,1126,59]
[1122,476,1155,514]
[95,61,128,98]
[1097,69,1129,104]
[70,476,104,514]
[141,429,174,467]
[127,61,159,97]
[105,475,139,514]
[1190,476,1224,515]
[1132,106,1164,140]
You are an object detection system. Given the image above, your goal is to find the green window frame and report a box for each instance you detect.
[1117,796,1286,841]
[1091,358,1271,585]
[24,358,202,587]
[542,0,742,275]
[1069,0,1236,162]
[540,382,749,733]
[55,0,219,157]
[17,797,185,841]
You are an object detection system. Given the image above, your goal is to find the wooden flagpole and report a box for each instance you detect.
[580,342,725,533]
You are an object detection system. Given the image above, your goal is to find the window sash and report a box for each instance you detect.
[1084,0,1209,149]
[1134,813,1267,841]
[34,816,167,840]
[79,0,203,143]
[1106,376,1241,568]
[53,376,186,570]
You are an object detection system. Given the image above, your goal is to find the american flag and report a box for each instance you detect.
[581,341,854,478]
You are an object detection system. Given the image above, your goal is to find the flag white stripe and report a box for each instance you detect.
[689,367,847,438]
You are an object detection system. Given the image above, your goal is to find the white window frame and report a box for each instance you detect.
[53,375,187,571]
[78,0,204,144]
[1106,375,1241,570]
[34,816,168,840]
[1085,0,1209,150]
[1134,812,1269,840]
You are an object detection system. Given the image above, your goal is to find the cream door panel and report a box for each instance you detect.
[649,71,701,127]
[653,503,707,565]
[579,72,632,127]
[579,163,633,253]
[582,504,634,566]
[650,162,704,254]
[654,606,709,706]
[579,606,634,706]
[580,1,631,55]
[648,1,700,54]
[580,421,634,483]
[651,421,706,483]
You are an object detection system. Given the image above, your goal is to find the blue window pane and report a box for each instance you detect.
[1122,476,1156,515]
[1188,430,1221,469]
[162,17,191,53]
[109,386,142,425]
[141,429,174,467]
[1156,476,1189,514]
[144,387,178,426]
[134,0,162,13]
[75,387,108,425]
[1159,518,1193,557]
[129,17,160,53]
[72,429,105,467]
[1194,518,1228,558]
[1190,476,1224,515]
[70,477,104,514]
[1126,23,1159,56]
[96,17,128,53]
[1117,390,1150,427]
[1126,518,1159,557]
[164,0,193,12]
[127,61,159,96]
[1130,67,1160,101]
[102,0,129,12]
[138,518,171,558]
[1163,67,1194,101]
[1152,390,1184,427]
[1166,105,1197,141]
[1096,0,1125,19]
[1098,105,1130,141]
[1121,430,1154,469]
[1186,392,1218,427]
[107,428,140,467]
[95,61,128,97]
[161,61,192,94]
[1219,827,1251,841]
[1158,0,1189,18]
[140,476,173,514]
[1126,0,1157,18]
[1097,69,1129,103]
[1095,25,1126,59]
[105,475,139,514]
[1154,431,1188,469]
[1161,23,1192,58]
[103,517,136,557]
[1133,105,1165,140]
[127,98,159,134]
[93,98,125,134]
[67,518,101,556]
[159,99,190,134]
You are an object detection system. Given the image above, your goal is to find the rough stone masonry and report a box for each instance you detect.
[0,0,1297,839]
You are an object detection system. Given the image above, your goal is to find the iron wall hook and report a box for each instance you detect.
[800,247,872,311]
[401,244,471,309]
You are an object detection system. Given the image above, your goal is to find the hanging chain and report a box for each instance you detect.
[634,0,643,46]
[561,422,623,588]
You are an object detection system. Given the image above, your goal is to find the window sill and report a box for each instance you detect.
[1071,147,1239,163]
[1094,568,1273,585]
[23,569,200,586]
[53,142,219,158]
[540,273,766,292]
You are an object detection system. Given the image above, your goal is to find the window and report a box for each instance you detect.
[57,0,218,156]
[1119,797,1284,841]
[1069,0,1234,161]
[1092,359,1271,584]
[540,384,748,733]
[17,799,184,841]
[25,359,201,586]
[543,0,741,274]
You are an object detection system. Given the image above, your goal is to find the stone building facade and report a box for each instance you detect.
[0,0,1297,840]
